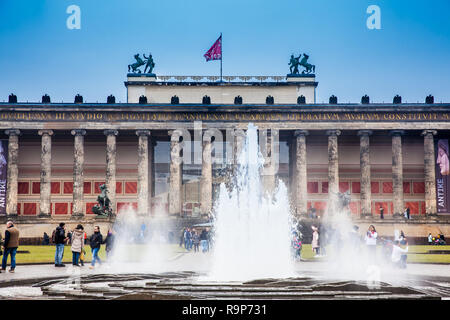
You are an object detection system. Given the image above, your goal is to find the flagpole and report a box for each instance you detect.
[220,32,223,82]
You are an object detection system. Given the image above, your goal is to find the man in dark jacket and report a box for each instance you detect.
[2,221,20,273]
[54,223,68,267]
[89,226,103,268]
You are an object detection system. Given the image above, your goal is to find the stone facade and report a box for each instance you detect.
[0,76,449,238]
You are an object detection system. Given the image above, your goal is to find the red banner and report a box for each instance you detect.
[204,35,222,61]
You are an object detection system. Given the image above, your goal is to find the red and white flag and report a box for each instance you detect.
[203,35,222,61]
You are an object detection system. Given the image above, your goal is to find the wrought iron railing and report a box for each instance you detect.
[154,75,287,82]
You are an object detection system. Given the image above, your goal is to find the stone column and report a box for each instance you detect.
[422,130,437,216]
[295,130,309,216]
[5,129,20,216]
[200,131,213,214]
[326,130,341,214]
[288,137,297,208]
[71,129,86,218]
[261,129,278,195]
[169,130,183,215]
[358,130,373,217]
[232,129,246,167]
[148,139,156,214]
[38,130,54,217]
[136,130,151,216]
[390,130,405,216]
[104,130,118,214]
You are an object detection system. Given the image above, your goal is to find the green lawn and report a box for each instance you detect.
[13,245,107,264]
[300,244,450,264]
[9,244,184,264]
[5,244,450,264]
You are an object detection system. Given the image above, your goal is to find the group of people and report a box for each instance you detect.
[428,233,446,245]
[377,206,411,220]
[53,223,116,268]
[299,223,410,269]
[180,227,210,253]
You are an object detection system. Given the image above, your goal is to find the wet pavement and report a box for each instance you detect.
[0,252,449,300]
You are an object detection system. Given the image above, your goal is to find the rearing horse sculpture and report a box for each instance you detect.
[299,54,315,74]
[128,54,145,73]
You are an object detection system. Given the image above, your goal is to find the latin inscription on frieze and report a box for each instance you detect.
[0,111,448,122]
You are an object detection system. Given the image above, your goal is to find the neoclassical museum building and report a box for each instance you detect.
[1,72,450,239]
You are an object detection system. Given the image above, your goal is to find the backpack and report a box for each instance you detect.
[51,229,56,243]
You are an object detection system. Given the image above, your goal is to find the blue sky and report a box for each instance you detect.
[0,0,449,103]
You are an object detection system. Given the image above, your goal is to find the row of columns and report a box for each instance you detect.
[291,129,438,217]
[5,129,154,218]
[3,128,439,218]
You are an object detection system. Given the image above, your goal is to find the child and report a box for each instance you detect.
[79,248,86,266]
[311,226,320,257]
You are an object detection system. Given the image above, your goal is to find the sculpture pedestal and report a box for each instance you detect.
[127,73,156,82]
[286,74,315,82]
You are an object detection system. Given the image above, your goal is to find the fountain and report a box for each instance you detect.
[209,124,294,281]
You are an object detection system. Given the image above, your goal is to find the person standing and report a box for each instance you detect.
[379,206,384,220]
[184,228,192,251]
[42,232,50,245]
[200,229,209,253]
[404,207,410,220]
[364,225,378,263]
[70,225,84,266]
[399,231,408,268]
[192,230,200,253]
[428,233,433,245]
[1,221,19,273]
[391,240,409,268]
[89,226,103,269]
[104,228,115,260]
[311,226,320,257]
[54,223,68,267]
[291,232,302,261]
[179,228,186,247]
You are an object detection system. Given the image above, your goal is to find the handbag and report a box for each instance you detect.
[80,249,85,260]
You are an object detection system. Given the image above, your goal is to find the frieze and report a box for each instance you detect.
[0,111,449,122]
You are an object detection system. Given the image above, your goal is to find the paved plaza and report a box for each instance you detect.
[0,251,449,299]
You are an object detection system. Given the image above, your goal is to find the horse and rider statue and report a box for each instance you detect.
[128,53,155,74]
[289,53,315,75]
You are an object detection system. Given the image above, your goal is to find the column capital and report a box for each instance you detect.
[136,130,151,137]
[71,129,86,136]
[168,129,183,141]
[389,130,405,137]
[294,130,309,137]
[104,129,118,136]
[326,130,341,136]
[357,130,373,137]
[232,129,246,138]
[203,131,215,142]
[5,129,20,136]
[421,130,437,136]
[38,129,54,136]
